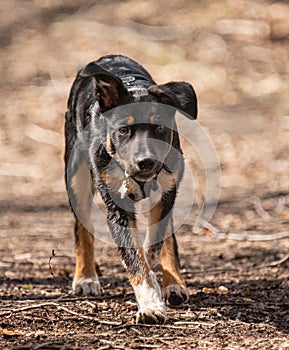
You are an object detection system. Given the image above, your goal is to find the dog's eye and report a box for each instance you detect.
[118,126,129,135]
[155,125,166,133]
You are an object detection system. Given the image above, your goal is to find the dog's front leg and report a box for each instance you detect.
[108,214,167,324]
[160,231,189,306]
[131,248,166,324]
[145,197,189,307]
[121,246,167,324]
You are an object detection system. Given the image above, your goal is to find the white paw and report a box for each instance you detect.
[136,303,167,324]
[163,284,189,307]
[133,271,167,324]
[72,275,101,296]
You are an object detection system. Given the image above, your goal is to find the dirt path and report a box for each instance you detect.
[1,1,289,349]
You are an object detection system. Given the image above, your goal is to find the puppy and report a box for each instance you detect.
[64,54,197,324]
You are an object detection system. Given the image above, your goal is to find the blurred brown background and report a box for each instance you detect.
[1,0,288,202]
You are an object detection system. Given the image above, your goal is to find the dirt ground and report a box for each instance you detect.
[1,0,289,349]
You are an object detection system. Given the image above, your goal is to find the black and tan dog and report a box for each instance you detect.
[64,54,197,324]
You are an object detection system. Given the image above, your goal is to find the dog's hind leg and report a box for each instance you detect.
[72,220,101,296]
[67,155,101,296]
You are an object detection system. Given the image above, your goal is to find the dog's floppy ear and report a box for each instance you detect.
[80,62,129,111]
[149,82,198,120]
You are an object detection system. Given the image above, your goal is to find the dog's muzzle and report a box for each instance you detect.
[118,168,159,201]
[137,157,157,171]
[131,158,161,182]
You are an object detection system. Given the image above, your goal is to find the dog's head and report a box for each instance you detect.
[80,62,198,182]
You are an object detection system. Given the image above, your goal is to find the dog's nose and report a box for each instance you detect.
[137,158,156,171]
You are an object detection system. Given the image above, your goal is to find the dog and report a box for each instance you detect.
[64,54,197,324]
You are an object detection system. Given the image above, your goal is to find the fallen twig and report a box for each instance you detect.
[265,251,289,267]
[9,292,126,304]
[98,346,111,350]
[100,339,124,349]
[198,219,289,241]
[126,322,212,330]
[25,123,63,148]
[214,231,289,241]
[32,341,64,350]
[48,250,67,293]
[173,321,215,326]
[98,346,110,350]
[274,196,286,216]
[252,196,271,221]
[137,336,173,347]
[0,301,122,326]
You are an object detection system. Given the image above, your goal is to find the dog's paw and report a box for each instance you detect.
[133,271,167,324]
[136,304,167,324]
[163,284,189,307]
[72,275,101,296]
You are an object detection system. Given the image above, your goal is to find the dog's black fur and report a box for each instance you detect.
[64,54,197,324]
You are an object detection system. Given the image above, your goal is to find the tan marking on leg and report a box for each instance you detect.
[129,274,143,286]
[123,208,167,323]
[128,248,149,287]
[71,159,91,206]
[70,158,96,237]
[74,221,96,281]
[149,202,163,226]
[128,216,142,250]
[160,235,188,306]
[128,249,167,324]
[145,202,163,266]
[72,220,100,296]
[160,235,186,289]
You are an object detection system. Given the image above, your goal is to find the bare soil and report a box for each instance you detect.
[1,0,289,349]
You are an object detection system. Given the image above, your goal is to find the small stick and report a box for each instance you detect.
[252,196,271,221]
[0,301,122,326]
[48,250,68,293]
[174,321,215,326]
[199,220,289,242]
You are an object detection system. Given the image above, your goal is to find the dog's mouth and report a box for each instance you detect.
[131,171,157,182]
[117,161,163,200]
[118,168,160,201]
[128,162,162,182]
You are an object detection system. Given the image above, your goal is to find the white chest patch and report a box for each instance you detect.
[118,179,128,199]
[118,174,145,201]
